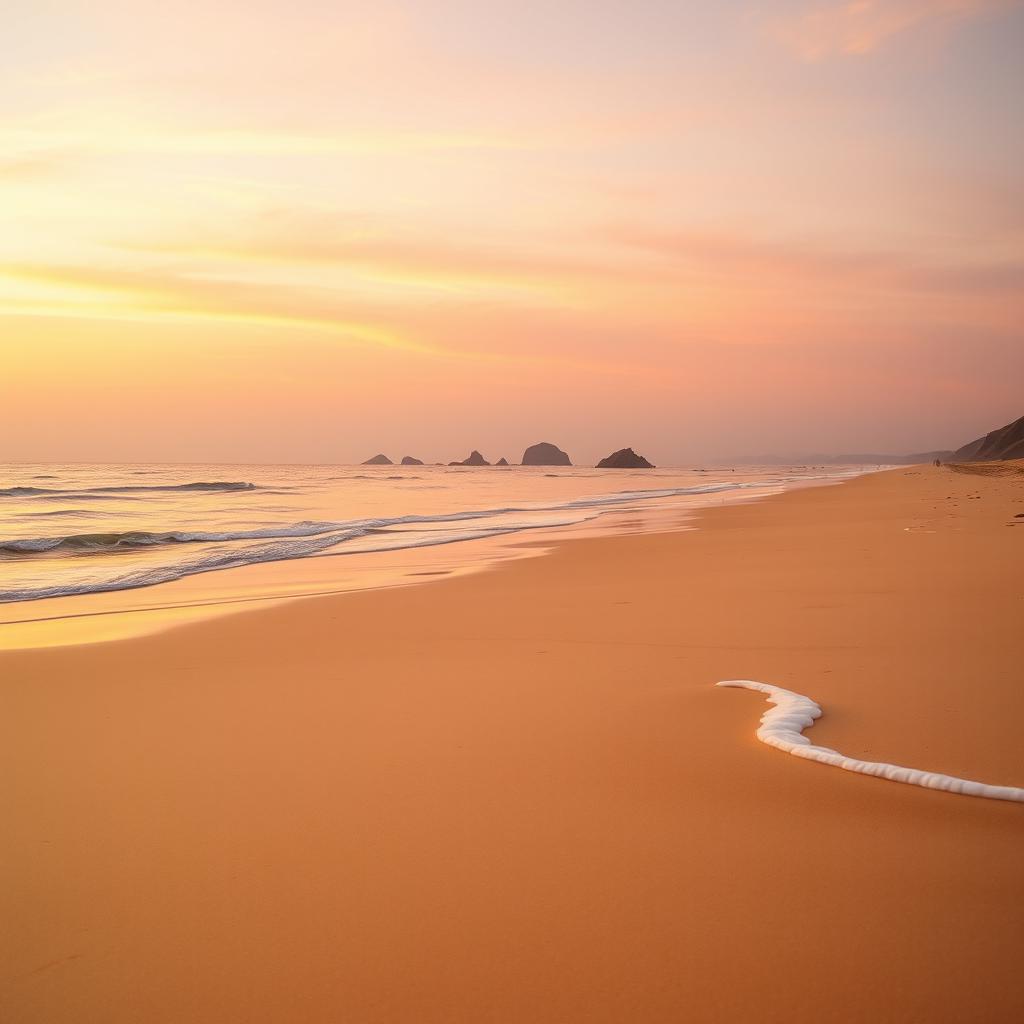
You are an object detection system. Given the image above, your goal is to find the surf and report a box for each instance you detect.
[0,481,256,498]
[717,680,1024,803]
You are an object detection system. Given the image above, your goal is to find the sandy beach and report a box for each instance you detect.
[2,463,1022,1023]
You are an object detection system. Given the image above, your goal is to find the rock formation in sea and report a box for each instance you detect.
[495,457,510,466]
[954,414,1024,462]
[521,442,571,466]
[449,450,490,466]
[400,456,424,465]
[362,454,393,465]
[596,447,655,469]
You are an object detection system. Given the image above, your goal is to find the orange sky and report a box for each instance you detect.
[2,0,1022,464]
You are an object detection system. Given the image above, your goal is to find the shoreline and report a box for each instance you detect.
[3,463,1023,1022]
[0,469,853,651]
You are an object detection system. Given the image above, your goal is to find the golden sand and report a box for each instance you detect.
[2,464,1022,1022]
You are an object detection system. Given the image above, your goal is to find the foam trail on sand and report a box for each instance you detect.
[716,680,1024,803]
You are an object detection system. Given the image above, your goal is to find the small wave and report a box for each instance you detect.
[0,475,832,603]
[22,509,103,518]
[0,517,582,603]
[347,474,414,480]
[717,680,1024,803]
[92,481,257,493]
[34,493,142,503]
[0,521,346,556]
[346,474,421,481]
[0,479,784,567]
[2,532,158,554]
[0,528,371,601]
[0,481,256,498]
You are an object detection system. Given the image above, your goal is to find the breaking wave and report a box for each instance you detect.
[0,517,585,603]
[0,479,779,563]
[0,481,256,498]
[0,474,835,604]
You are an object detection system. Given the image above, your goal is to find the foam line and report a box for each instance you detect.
[716,680,1024,803]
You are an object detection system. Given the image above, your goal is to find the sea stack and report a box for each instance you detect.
[495,457,510,466]
[521,442,571,466]
[450,450,490,466]
[362,454,393,465]
[400,456,424,466]
[596,447,655,469]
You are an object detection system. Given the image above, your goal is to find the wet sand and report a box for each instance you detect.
[2,463,1023,1023]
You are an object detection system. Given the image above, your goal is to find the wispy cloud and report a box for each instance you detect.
[114,192,1024,301]
[4,118,534,159]
[0,149,79,181]
[120,210,626,302]
[0,261,640,375]
[771,0,1018,60]
[0,262,431,354]
[603,225,1024,297]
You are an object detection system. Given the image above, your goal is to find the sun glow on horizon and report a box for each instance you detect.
[2,0,1022,463]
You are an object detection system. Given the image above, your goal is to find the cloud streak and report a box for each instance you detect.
[0,261,649,377]
[118,204,1024,303]
[771,0,1019,59]
[0,149,79,181]
[606,225,1024,295]
[0,262,431,353]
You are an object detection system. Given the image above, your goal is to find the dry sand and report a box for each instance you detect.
[2,464,1022,1023]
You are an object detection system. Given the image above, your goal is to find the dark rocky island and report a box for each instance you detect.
[362,454,393,465]
[400,456,424,466]
[495,457,510,466]
[596,447,655,469]
[449,450,490,466]
[521,442,571,466]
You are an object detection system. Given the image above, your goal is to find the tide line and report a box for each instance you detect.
[717,680,1024,803]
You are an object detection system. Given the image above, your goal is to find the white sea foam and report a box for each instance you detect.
[0,478,786,595]
[0,515,590,603]
[0,466,860,606]
[716,680,1024,803]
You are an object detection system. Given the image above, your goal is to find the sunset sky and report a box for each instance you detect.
[2,0,1022,464]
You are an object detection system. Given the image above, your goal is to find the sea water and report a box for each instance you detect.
[0,461,863,646]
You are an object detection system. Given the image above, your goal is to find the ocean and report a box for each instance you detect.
[0,461,862,646]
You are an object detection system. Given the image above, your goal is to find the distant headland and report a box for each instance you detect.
[731,412,1024,466]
